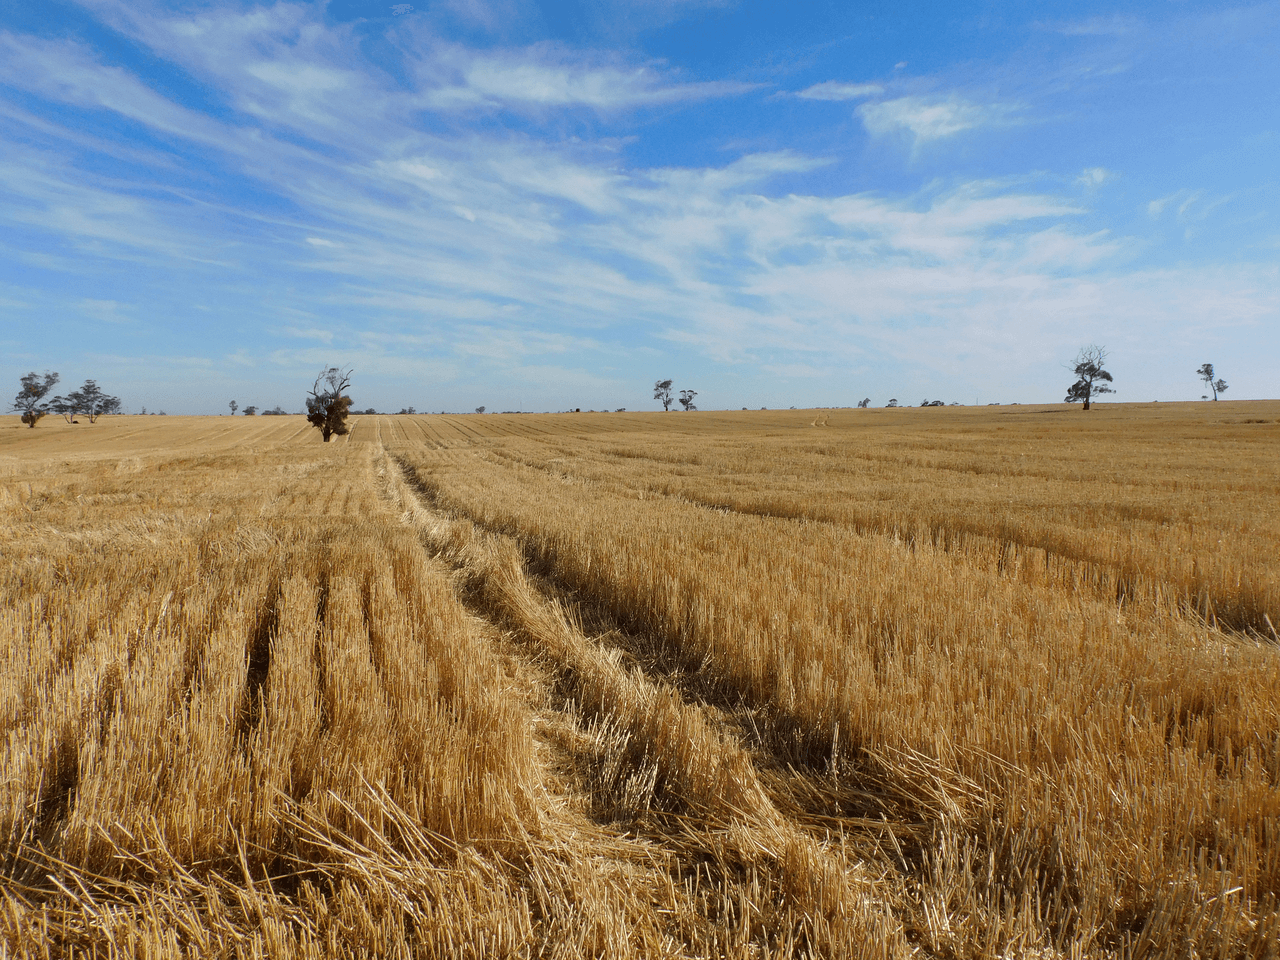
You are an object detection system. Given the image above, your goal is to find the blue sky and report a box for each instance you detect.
[2,0,1277,414]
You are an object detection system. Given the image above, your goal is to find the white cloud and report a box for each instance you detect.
[282,326,336,344]
[796,81,884,101]
[858,96,1014,146]
[1076,167,1114,189]
[306,237,340,247]
[433,51,757,109]
[1147,189,1230,224]
[0,32,231,149]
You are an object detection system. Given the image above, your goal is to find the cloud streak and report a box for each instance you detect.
[796,81,884,101]
[858,96,1017,146]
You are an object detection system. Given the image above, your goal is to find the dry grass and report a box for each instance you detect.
[2,403,1278,958]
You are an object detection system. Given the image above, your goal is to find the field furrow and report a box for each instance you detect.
[378,447,917,957]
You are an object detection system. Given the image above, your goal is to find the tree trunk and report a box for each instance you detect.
[322,427,332,442]
[1083,399,1091,410]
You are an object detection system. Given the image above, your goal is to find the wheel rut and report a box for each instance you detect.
[374,447,920,958]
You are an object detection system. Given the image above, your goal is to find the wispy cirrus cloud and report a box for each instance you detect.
[795,81,884,101]
[1146,189,1230,222]
[858,95,1017,147]
[425,48,759,110]
[1076,167,1115,189]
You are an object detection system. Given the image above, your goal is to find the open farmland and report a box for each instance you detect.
[2,403,1279,959]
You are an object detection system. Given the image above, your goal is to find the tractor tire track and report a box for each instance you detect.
[375,447,917,958]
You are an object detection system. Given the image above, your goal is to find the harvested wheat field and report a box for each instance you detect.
[2,402,1278,959]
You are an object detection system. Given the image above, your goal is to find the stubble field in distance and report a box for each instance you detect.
[2,401,1278,958]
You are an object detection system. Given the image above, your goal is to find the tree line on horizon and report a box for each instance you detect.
[9,351,1235,429]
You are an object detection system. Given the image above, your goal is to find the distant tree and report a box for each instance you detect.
[857,398,870,408]
[1196,363,1228,401]
[678,389,697,411]
[12,371,59,428]
[51,380,121,424]
[50,393,80,423]
[654,379,674,411]
[262,406,288,416]
[78,381,121,422]
[229,400,238,416]
[396,406,417,415]
[305,367,353,442]
[475,406,486,414]
[243,406,257,416]
[1065,345,1114,410]
[886,399,898,407]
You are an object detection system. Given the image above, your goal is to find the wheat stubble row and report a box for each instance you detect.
[2,428,911,957]
[1,440,705,956]
[384,403,1280,958]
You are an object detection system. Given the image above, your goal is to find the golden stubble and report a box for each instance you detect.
[2,403,1278,958]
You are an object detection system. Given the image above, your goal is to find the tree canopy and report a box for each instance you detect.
[306,367,353,442]
[12,371,59,428]
[1065,345,1114,410]
[654,379,674,411]
[1197,363,1228,401]
[50,380,122,423]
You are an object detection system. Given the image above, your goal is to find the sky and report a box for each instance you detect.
[1,0,1277,414]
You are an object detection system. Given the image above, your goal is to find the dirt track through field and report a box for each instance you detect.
[375,445,917,957]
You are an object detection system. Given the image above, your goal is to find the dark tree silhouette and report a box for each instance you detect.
[13,371,59,427]
[229,400,238,416]
[678,389,697,411]
[654,379,674,411]
[1197,363,1228,401]
[50,393,79,423]
[52,381,121,423]
[857,398,870,408]
[306,367,353,442]
[1065,345,1114,410]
